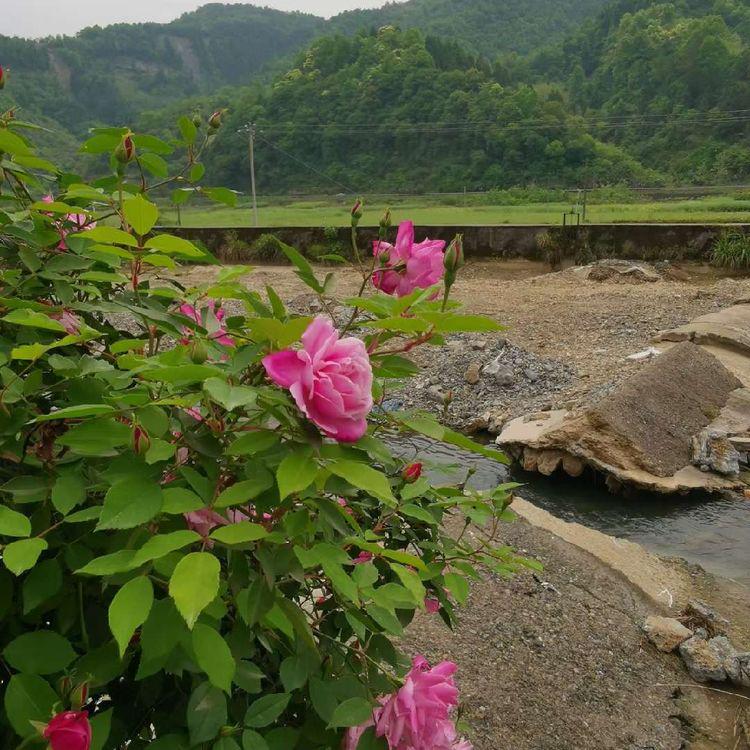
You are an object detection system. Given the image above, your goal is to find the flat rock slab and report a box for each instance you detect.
[655,303,750,361]
[497,342,746,493]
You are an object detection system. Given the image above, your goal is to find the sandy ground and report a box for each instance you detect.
[174,260,750,749]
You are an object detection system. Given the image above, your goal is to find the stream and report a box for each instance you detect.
[397,435,750,589]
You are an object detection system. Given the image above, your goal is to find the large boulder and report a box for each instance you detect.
[643,616,693,653]
[679,636,727,683]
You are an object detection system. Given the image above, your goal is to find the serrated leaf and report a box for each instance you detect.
[328,697,375,729]
[204,378,257,411]
[244,693,290,728]
[187,682,226,745]
[214,473,274,508]
[192,624,235,693]
[0,504,31,537]
[96,479,162,530]
[4,674,58,737]
[327,460,395,505]
[124,195,159,235]
[210,522,268,545]
[109,576,154,657]
[277,451,317,500]
[4,538,47,575]
[4,631,76,674]
[169,552,220,628]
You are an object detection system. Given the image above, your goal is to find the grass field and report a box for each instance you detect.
[160,195,750,228]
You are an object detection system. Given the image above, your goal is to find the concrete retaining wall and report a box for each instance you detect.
[167,223,750,263]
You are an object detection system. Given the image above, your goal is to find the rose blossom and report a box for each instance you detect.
[263,317,373,443]
[344,655,471,750]
[424,597,440,614]
[372,221,446,297]
[179,300,235,347]
[43,711,92,750]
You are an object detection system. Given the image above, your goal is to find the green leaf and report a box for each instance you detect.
[139,152,169,178]
[277,243,324,294]
[109,576,154,657]
[140,364,222,385]
[51,473,86,515]
[90,708,113,750]
[0,129,32,156]
[123,194,159,236]
[244,693,291,728]
[96,479,163,530]
[144,234,204,257]
[204,378,257,411]
[327,460,395,506]
[210,522,268,545]
[227,431,279,456]
[76,550,137,576]
[23,559,62,613]
[399,504,437,525]
[4,631,76,674]
[366,604,403,635]
[4,674,58,737]
[162,488,204,514]
[241,730,269,750]
[192,624,235,693]
[71,226,138,246]
[237,578,274,626]
[2,308,66,332]
[328,697,375,729]
[36,404,114,421]
[56,418,132,456]
[4,538,47,575]
[443,572,470,605]
[203,187,237,207]
[170,552,220,628]
[214,473,273,508]
[187,682,227,746]
[189,163,206,183]
[132,530,201,566]
[0,504,31,537]
[2,476,48,503]
[279,655,308,692]
[277,451,317,500]
[178,116,198,145]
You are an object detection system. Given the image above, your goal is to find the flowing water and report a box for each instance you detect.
[397,435,750,589]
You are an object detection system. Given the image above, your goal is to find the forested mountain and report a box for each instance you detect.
[330,0,609,56]
[531,0,750,182]
[197,27,656,192]
[0,5,324,132]
[0,0,605,137]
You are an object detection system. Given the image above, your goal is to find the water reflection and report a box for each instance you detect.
[395,435,750,588]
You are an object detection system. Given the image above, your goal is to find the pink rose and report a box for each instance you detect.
[344,655,471,750]
[352,551,374,565]
[425,597,440,614]
[263,317,373,443]
[43,711,92,750]
[48,309,81,335]
[373,221,446,297]
[179,300,235,347]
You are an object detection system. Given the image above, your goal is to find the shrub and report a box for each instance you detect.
[711,230,750,269]
[0,101,531,750]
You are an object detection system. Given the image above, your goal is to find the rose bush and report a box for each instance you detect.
[0,86,535,750]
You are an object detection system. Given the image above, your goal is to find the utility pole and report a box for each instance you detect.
[238,123,259,227]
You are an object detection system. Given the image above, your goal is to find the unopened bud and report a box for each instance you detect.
[191,112,202,129]
[57,676,72,699]
[208,110,225,130]
[69,681,89,710]
[350,198,363,227]
[189,338,209,364]
[401,462,423,483]
[379,208,391,229]
[443,234,465,276]
[132,425,151,455]
[115,134,136,164]
[0,66,6,90]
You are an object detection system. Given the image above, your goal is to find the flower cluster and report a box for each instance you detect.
[179,300,235,347]
[345,655,472,750]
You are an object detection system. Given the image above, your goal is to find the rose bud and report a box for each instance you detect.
[401,462,423,483]
[208,110,225,130]
[191,112,202,128]
[70,681,89,711]
[115,134,136,164]
[0,65,6,90]
[379,208,392,230]
[43,711,92,750]
[350,198,363,227]
[189,338,209,364]
[132,425,151,456]
[443,234,465,276]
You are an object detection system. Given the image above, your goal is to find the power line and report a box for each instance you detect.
[255,132,357,193]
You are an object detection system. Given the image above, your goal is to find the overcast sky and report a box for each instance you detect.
[7,1,396,38]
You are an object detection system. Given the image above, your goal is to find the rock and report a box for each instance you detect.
[523,412,551,424]
[464,362,482,385]
[691,429,741,477]
[471,340,488,351]
[587,259,661,284]
[735,653,750,688]
[626,347,661,362]
[484,356,515,386]
[643,616,693,652]
[683,600,730,637]
[522,448,540,472]
[484,409,510,435]
[562,454,585,478]
[536,450,564,476]
[465,415,489,434]
[708,636,743,684]
[524,368,539,383]
[679,636,727,683]
[427,385,446,404]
